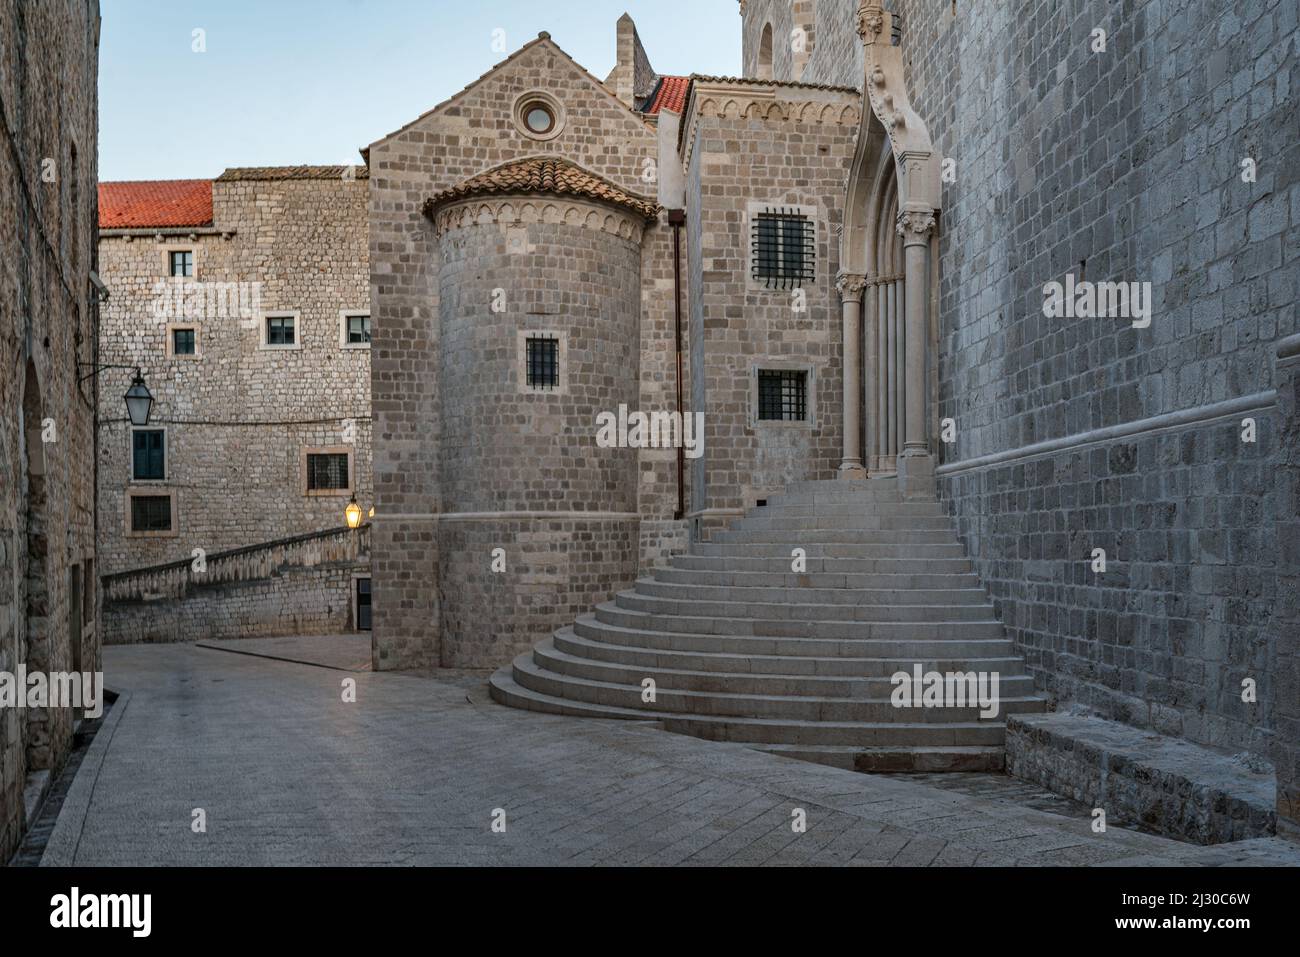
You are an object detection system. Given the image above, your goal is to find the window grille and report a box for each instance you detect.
[526,335,560,390]
[757,370,808,421]
[306,453,350,491]
[131,496,172,532]
[752,209,815,289]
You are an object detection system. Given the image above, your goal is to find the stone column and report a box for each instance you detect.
[863,280,879,476]
[896,205,936,499]
[836,273,868,479]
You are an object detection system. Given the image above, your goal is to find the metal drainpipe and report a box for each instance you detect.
[668,209,686,520]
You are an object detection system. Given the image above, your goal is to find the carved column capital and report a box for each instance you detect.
[896,207,936,246]
[836,272,868,302]
[856,3,887,45]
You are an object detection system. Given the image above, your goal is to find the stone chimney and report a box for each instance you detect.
[608,13,657,107]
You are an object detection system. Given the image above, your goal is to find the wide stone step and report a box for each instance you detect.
[577,612,1013,655]
[670,555,975,574]
[535,638,1041,704]
[746,501,944,517]
[710,528,960,545]
[553,628,1030,678]
[507,657,1005,746]
[636,577,990,606]
[653,567,982,590]
[518,650,1043,723]
[614,590,996,623]
[731,514,954,531]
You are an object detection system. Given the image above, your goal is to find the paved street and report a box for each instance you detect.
[38,640,1300,867]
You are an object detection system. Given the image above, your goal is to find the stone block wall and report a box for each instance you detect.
[103,561,366,645]
[0,0,101,862]
[768,0,1298,768]
[367,35,674,669]
[1273,334,1300,836]
[97,170,372,578]
[683,82,861,520]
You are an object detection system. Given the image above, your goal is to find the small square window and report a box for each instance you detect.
[132,429,166,480]
[347,314,370,345]
[306,452,350,491]
[267,315,296,346]
[526,335,559,390]
[172,327,196,355]
[752,210,815,289]
[130,495,172,533]
[758,370,808,421]
[169,250,193,277]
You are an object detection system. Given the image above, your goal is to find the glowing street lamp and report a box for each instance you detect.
[344,493,363,529]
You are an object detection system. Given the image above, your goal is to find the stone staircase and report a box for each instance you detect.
[489,477,1047,772]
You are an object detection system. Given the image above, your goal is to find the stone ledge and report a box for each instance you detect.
[1007,712,1275,845]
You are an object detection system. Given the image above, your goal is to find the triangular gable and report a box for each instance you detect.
[370,32,654,151]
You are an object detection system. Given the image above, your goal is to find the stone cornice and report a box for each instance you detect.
[432,195,651,242]
[677,78,861,171]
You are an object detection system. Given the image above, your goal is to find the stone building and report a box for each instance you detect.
[0,0,102,862]
[368,2,1299,839]
[95,167,373,641]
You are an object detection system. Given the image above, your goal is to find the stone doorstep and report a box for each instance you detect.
[1006,712,1276,846]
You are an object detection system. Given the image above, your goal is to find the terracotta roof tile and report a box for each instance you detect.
[216,165,368,181]
[644,75,690,115]
[424,157,660,221]
[98,179,213,229]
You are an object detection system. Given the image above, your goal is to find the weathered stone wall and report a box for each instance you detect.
[1273,335,1300,837]
[97,171,372,578]
[743,0,863,86]
[683,83,861,522]
[367,35,670,669]
[0,0,101,862]
[103,560,366,645]
[770,0,1298,766]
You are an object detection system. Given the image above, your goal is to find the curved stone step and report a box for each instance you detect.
[635,577,990,607]
[553,627,1030,678]
[534,637,1043,706]
[670,555,974,574]
[692,542,967,559]
[576,612,1014,656]
[508,655,1007,746]
[710,528,960,545]
[613,590,996,623]
[653,566,982,590]
[744,501,944,517]
[731,513,954,531]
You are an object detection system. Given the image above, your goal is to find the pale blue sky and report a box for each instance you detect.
[99,0,741,181]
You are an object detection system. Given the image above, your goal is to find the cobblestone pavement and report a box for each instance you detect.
[39,642,1300,867]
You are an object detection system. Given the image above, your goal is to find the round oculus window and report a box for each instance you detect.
[524,104,555,134]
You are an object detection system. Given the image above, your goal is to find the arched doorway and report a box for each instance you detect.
[20,360,51,770]
[836,3,941,498]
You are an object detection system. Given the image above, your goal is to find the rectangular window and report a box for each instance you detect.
[346,314,371,345]
[130,495,172,533]
[172,327,196,355]
[526,335,559,390]
[267,315,296,346]
[758,370,808,422]
[132,429,166,480]
[169,250,193,277]
[306,452,350,491]
[356,577,372,631]
[752,209,815,289]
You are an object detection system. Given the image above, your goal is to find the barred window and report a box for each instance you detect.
[757,370,807,422]
[752,209,815,289]
[169,250,193,277]
[306,452,350,491]
[132,429,166,480]
[526,335,559,390]
[130,495,172,533]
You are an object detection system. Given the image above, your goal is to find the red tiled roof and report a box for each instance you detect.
[645,75,690,115]
[424,157,660,221]
[98,179,213,229]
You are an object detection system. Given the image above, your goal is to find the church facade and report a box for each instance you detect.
[366,1,1298,836]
